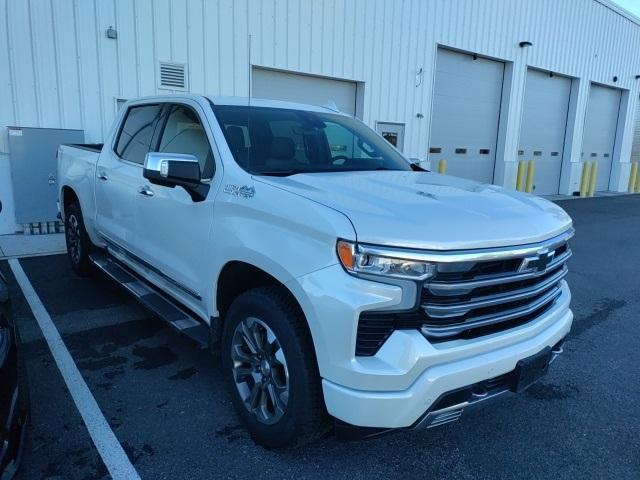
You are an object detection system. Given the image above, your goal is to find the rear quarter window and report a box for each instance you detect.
[115,104,163,164]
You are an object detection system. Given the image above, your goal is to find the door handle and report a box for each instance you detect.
[137,186,154,197]
[98,171,108,181]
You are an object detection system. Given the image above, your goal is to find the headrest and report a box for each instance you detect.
[270,137,295,160]
[226,126,245,151]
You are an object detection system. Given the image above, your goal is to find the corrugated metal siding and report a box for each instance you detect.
[2,0,640,162]
[631,98,640,164]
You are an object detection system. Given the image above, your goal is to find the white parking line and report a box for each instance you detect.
[8,258,141,480]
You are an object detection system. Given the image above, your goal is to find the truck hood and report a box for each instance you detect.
[256,171,572,250]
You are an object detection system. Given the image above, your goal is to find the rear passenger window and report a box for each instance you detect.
[115,104,163,164]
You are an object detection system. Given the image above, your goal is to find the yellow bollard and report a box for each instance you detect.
[629,161,639,193]
[579,162,591,197]
[587,161,598,197]
[525,160,535,193]
[636,164,640,193]
[438,159,447,174]
[516,160,526,191]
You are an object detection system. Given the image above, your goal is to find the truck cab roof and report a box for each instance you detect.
[122,93,348,116]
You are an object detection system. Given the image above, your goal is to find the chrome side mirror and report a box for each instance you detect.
[143,152,209,201]
[143,152,201,185]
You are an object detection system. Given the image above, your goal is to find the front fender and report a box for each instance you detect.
[208,179,356,316]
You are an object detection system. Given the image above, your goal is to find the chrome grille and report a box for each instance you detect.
[420,230,573,340]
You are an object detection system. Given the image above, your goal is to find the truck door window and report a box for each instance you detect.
[115,104,163,164]
[158,105,214,179]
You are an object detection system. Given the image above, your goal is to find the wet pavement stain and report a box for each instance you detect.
[526,382,580,401]
[571,298,627,337]
[132,345,178,370]
[142,444,155,456]
[169,366,198,380]
[215,424,249,444]
[120,440,155,465]
[77,355,128,371]
[104,367,126,380]
[67,317,164,359]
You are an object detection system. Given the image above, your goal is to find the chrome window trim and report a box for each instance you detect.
[357,228,574,264]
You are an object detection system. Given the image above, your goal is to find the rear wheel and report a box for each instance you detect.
[64,202,93,276]
[221,286,326,448]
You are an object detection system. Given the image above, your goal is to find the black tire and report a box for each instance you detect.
[64,202,94,276]
[221,286,327,448]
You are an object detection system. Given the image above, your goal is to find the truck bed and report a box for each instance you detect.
[63,143,104,153]
[57,143,102,223]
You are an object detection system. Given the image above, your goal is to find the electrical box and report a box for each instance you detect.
[8,126,84,225]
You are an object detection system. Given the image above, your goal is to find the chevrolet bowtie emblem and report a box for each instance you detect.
[519,248,555,273]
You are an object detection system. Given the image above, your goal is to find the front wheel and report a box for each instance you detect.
[64,202,94,276]
[221,286,326,448]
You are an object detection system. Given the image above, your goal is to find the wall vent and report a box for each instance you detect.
[159,62,187,90]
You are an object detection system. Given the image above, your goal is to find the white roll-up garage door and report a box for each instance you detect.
[582,84,622,192]
[252,68,357,117]
[429,49,505,184]
[519,69,572,195]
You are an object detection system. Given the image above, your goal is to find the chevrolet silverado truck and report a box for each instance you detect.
[57,94,573,447]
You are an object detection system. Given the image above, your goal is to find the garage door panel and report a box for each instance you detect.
[430,49,504,184]
[519,69,571,195]
[252,68,357,116]
[582,84,621,192]
[434,75,503,103]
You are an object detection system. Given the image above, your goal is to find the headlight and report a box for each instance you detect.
[337,240,436,281]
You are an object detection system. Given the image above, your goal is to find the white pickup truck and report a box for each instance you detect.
[57,94,574,447]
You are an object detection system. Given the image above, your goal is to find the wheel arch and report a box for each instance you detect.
[61,184,80,215]
[212,260,314,355]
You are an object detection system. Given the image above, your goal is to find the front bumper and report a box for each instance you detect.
[291,265,573,429]
[323,303,572,429]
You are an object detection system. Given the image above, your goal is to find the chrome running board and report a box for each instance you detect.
[90,252,210,349]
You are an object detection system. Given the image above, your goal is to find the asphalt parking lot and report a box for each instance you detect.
[1,195,639,480]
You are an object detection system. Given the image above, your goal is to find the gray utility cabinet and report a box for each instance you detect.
[8,126,84,224]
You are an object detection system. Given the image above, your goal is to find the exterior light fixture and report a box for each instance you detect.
[519,41,533,48]
[613,76,618,82]
[106,26,117,39]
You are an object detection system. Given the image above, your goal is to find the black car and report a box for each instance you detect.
[0,271,28,480]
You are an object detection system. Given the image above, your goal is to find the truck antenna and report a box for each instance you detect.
[247,34,252,171]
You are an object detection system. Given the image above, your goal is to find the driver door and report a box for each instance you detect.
[133,101,217,315]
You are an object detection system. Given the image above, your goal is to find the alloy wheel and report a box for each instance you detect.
[230,317,289,424]
[66,213,81,264]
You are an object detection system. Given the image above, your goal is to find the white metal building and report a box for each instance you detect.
[2,0,640,235]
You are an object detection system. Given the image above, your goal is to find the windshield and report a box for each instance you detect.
[212,105,411,175]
